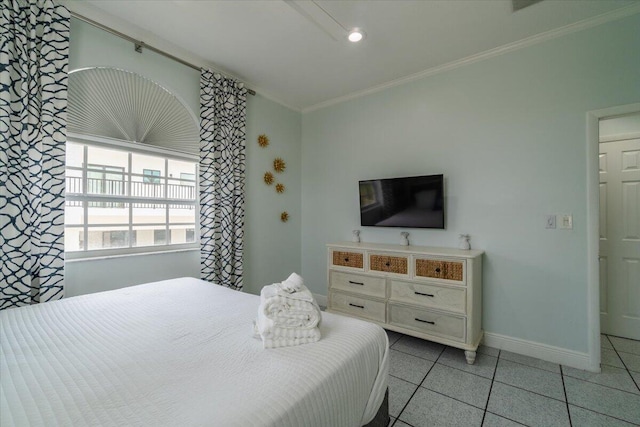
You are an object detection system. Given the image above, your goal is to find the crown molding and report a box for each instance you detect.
[302,3,640,114]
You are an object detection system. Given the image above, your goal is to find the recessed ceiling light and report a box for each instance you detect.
[348,29,365,43]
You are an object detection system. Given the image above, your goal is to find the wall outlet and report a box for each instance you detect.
[559,214,573,229]
[545,214,556,229]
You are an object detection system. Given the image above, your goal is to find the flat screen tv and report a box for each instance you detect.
[359,174,444,229]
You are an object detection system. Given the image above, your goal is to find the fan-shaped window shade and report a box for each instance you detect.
[68,67,199,155]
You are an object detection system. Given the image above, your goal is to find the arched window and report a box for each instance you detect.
[65,67,200,257]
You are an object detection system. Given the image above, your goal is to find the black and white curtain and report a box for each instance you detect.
[0,0,69,309]
[199,70,247,291]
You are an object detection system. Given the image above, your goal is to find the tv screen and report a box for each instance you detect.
[359,174,444,229]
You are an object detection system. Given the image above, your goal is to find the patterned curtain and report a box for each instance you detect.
[0,0,69,309]
[199,70,247,290]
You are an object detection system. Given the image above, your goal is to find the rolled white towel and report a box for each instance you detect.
[278,272,304,293]
[255,276,323,348]
[262,295,321,329]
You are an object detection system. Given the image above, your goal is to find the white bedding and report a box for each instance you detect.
[0,277,388,427]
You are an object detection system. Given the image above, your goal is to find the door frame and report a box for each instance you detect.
[586,102,640,372]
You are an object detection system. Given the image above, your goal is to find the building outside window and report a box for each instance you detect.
[65,138,199,257]
[143,169,161,184]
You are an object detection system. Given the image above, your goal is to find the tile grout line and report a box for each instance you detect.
[484,410,530,426]
[392,346,497,380]
[388,333,640,425]
[567,402,640,425]
[480,348,500,426]
[394,345,637,406]
[418,384,489,412]
[393,340,584,411]
[565,335,640,424]
[630,371,640,393]
[393,345,446,425]
[606,334,640,393]
[389,347,441,365]
[562,371,640,395]
[605,334,640,394]
[560,365,572,427]
[490,378,568,404]
[388,373,423,387]
[390,345,444,362]
[498,355,560,374]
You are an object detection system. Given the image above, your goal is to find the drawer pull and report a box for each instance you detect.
[435,267,441,273]
[415,291,435,297]
[349,303,365,309]
[344,257,349,262]
[385,262,390,267]
[348,280,364,286]
[415,318,435,325]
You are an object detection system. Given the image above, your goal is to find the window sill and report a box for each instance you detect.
[65,246,199,263]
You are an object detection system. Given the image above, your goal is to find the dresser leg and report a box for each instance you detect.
[464,350,477,365]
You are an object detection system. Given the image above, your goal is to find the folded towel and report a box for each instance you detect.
[261,329,321,349]
[278,272,304,293]
[254,311,321,349]
[255,274,322,349]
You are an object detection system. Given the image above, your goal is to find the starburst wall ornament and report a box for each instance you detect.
[263,171,274,185]
[273,157,286,173]
[280,211,289,222]
[258,134,269,148]
[275,183,285,193]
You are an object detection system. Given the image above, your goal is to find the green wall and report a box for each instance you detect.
[301,14,640,352]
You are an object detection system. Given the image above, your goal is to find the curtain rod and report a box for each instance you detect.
[70,11,256,96]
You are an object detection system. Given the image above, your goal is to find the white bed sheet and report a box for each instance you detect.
[1,277,388,427]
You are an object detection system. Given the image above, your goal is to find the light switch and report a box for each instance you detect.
[559,214,573,229]
[545,215,556,229]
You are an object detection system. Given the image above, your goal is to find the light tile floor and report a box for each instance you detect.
[386,331,640,427]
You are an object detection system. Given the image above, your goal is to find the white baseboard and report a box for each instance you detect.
[314,293,328,308]
[483,332,595,372]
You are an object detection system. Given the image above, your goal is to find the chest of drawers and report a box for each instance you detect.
[327,242,483,364]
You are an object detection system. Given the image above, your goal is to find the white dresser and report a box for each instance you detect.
[326,242,483,364]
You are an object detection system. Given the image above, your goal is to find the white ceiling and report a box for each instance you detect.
[70,0,638,111]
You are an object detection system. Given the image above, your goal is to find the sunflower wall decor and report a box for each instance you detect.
[257,134,269,148]
[280,211,289,222]
[263,171,274,185]
[275,183,285,193]
[273,157,286,173]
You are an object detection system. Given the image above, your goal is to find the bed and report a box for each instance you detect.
[0,277,389,427]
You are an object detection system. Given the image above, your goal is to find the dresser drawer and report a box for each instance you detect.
[369,253,409,275]
[331,250,364,270]
[330,271,386,299]
[329,292,386,323]
[388,304,465,342]
[390,280,466,314]
[415,258,465,284]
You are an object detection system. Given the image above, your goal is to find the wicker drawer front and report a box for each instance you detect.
[330,271,386,299]
[389,304,465,342]
[369,254,408,275]
[329,292,386,323]
[332,251,364,269]
[390,280,466,314]
[415,259,465,283]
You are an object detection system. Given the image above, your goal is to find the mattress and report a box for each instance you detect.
[0,277,389,427]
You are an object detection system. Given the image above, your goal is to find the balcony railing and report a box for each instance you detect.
[66,176,196,200]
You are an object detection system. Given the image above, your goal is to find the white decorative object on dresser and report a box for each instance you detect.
[327,241,483,364]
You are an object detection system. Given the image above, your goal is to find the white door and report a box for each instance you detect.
[599,136,640,339]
